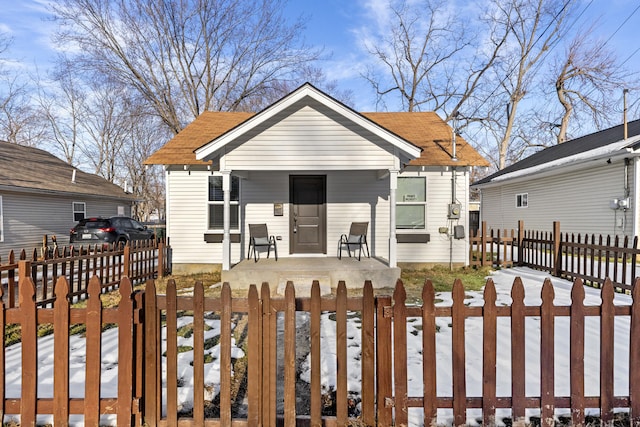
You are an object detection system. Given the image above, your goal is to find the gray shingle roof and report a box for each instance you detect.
[474,119,640,185]
[0,141,135,200]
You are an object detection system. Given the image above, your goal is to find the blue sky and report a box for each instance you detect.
[1,0,639,111]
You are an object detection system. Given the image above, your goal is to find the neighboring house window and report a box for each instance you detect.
[208,175,240,230]
[516,193,528,208]
[117,205,125,216]
[397,177,426,229]
[73,202,86,221]
[0,196,3,242]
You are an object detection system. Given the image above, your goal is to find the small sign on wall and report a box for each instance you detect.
[274,202,283,216]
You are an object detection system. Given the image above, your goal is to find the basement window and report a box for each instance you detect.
[516,193,528,208]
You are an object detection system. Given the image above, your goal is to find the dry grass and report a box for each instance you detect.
[149,265,494,305]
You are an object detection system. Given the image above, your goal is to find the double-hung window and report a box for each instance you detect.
[396,176,426,229]
[208,175,240,230]
[73,202,86,221]
[516,193,528,208]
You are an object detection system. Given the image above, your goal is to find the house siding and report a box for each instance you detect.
[0,190,131,258]
[397,167,470,264]
[222,104,397,170]
[479,158,633,236]
[165,170,242,267]
[166,167,471,268]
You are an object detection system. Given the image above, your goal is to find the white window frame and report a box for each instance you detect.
[208,175,240,231]
[72,202,86,222]
[396,176,427,230]
[516,193,528,208]
[0,196,3,242]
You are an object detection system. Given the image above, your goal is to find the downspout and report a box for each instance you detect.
[634,157,639,239]
[389,169,398,268]
[222,170,231,271]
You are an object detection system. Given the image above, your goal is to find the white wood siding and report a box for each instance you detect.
[0,191,131,257]
[167,168,471,266]
[166,170,242,265]
[480,159,633,236]
[397,168,469,264]
[241,170,390,259]
[223,103,397,170]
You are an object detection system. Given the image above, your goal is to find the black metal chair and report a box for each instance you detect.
[338,222,370,261]
[247,223,278,262]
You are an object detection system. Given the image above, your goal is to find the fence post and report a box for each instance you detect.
[8,250,15,308]
[553,221,561,278]
[157,241,165,278]
[18,260,31,306]
[517,220,524,266]
[481,221,487,267]
[376,295,393,425]
[123,243,131,278]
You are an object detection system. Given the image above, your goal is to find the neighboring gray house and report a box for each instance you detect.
[472,119,640,237]
[0,141,136,257]
[145,83,489,273]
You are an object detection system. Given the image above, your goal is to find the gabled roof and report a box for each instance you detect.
[145,83,488,168]
[0,141,135,200]
[193,83,423,162]
[474,119,640,186]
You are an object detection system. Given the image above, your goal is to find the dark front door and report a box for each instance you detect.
[290,175,326,254]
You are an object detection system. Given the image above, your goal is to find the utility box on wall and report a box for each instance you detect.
[448,203,461,219]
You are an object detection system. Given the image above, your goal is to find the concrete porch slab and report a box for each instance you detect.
[221,256,400,294]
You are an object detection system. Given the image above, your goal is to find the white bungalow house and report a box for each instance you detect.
[145,83,489,276]
[0,141,136,257]
[472,119,640,237]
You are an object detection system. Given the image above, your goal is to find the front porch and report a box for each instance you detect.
[221,256,401,294]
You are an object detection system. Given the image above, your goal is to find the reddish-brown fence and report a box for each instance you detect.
[0,240,171,307]
[2,274,640,426]
[471,220,640,291]
[1,273,143,426]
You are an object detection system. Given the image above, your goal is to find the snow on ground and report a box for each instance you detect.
[2,267,634,426]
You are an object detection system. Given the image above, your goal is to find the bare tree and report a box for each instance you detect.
[363,0,471,113]
[50,0,321,134]
[0,76,47,145]
[552,27,636,143]
[487,0,577,169]
[35,58,87,164]
[0,32,47,145]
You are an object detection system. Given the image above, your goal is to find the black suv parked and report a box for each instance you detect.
[70,216,155,245]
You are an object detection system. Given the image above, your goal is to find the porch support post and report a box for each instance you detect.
[222,170,231,271]
[389,169,398,268]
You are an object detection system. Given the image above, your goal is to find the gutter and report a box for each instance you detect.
[473,137,640,190]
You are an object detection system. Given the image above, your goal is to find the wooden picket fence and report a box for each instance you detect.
[0,239,171,307]
[470,220,640,291]
[1,273,143,426]
[3,273,640,426]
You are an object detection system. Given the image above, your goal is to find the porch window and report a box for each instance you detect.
[516,193,528,208]
[208,175,240,230]
[73,202,86,222]
[397,177,426,229]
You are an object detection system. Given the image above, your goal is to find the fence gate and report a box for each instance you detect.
[141,279,383,426]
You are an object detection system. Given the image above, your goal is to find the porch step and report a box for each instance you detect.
[221,257,401,291]
[276,275,332,297]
